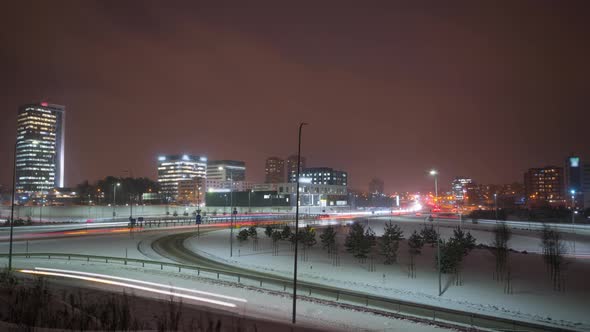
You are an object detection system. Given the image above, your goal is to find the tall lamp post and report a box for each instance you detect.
[429,169,441,297]
[112,182,120,219]
[571,189,576,254]
[292,122,308,324]
[8,142,17,270]
[39,195,44,223]
[219,166,235,257]
[494,193,498,221]
[123,170,134,219]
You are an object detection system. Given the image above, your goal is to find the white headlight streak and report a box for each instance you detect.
[19,268,238,308]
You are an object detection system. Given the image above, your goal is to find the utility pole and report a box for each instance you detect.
[292,122,308,324]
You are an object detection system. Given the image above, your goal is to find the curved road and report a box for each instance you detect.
[151,229,579,332]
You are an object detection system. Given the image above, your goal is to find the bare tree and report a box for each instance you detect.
[407,230,424,278]
[491,223,511,279]
[271,230,281,256]
[541,226,568,291]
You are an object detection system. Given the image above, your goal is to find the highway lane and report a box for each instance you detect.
[0,213,301,241]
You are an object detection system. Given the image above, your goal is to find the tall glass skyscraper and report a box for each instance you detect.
[15,103,66,196]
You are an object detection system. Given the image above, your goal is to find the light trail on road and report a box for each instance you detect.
[18,268,239,308]
[34,267,247,302]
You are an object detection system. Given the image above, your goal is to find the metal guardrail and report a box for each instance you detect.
[1,252,578,332]
[136,214,305,228]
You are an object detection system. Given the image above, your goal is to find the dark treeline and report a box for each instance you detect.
[75,176,159,205]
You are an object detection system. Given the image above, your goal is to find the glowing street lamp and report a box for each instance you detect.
[429,169,441,296]
[494,193,498,221]
[112,182,121,218]
[571,189,576,254]
[429,170,438,202]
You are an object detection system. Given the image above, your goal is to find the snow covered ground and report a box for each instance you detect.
[2,257,453,332]
[185,220,590,331]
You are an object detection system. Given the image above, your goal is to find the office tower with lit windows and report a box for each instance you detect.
[451,177,472,202]
[286,154,306,183]
[524,166,565,206]
[583,163,590,209]
[157,154,207,200]
[206,160,246,181]
[15,102,66,197]
[265,157,284,183]
[565,156,583,207]
[298,167,348,186]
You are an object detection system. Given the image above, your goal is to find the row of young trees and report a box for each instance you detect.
[334,221,480,285]
[236,220,570,293]
[244,221,477,280]
[491,222,569,293]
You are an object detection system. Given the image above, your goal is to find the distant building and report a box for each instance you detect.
[45,187,78,206]
[177,177,205,205]
[464,182,482,205]
[583,163,590,209]
[451,177,472,202]
[15,103,66,198]
[157,154,207,200]
[286,154,306,183]
[255,182,348,207]
[565,156,584,207]
[368,178,384,195]
[206,180,254,192]
[206,160,246,182]
[265,157,285,183]
[524,166,565,206]
[296,167,348,186]
[497,182,525,207]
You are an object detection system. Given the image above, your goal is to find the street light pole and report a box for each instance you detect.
[571,190,576,254]
[292,122,308,324]
[8,142,17,270]
[113,182,120,219]
[494,193,498,221]
[229,171,234,257]
[124,170,134,220]
[429,169,441,297]
[220,166,235,257]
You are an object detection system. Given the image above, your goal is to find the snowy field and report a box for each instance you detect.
[185,220,590,331]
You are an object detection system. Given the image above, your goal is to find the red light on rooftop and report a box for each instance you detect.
[40,102,48,107]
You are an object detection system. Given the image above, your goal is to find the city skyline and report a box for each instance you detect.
[1,1,588,192]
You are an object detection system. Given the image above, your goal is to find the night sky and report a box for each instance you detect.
[1,1,588,192]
